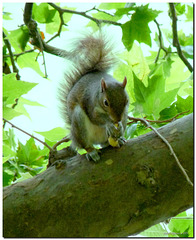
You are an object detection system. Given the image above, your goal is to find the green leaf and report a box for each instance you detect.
[45,6,74,35]
[3,156,11,164]
[99,3,126,10]
[62,6,76,23]
[17,52,44,76]
[165,56,191,96]
[32,3,56,23]
[175,3,185,15]
[3,11,12,20]
[3,130,9,141]
[14,97,45,119]
[91,11,122,22]
[168,212,193,237]
[186,5,193,22]
[7,25,29,52]
[115,5,135,16]
[178,30,193,46]
[176,95,193,113]
[140,223,168,237]
[17,138,46,167]
[36,127,68,142]
[125,123,138,139]
[122,5,161,50]
[159,103,178,120]
[121,43,150,86]
[3,171,14,187]
[86,21,100,31]
[136,124,152,136]
[13,172,33,183]
[45,10,60,34]
[19,97,45,107]
[133,65,180,118]
[3,106,23,120]
[182,75,193,96]
[3,143,16,160]
[3,73,38,105]
[113,62,134,106]
[3,128,17,151]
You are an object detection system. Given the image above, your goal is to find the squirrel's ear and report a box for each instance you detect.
[122,76,127,88]
[101,78,107,92]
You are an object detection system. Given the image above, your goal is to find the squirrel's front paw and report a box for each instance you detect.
[86,149,100,162]
[107,122,123,139]
[118,136,127,146]
[108,136,126,148]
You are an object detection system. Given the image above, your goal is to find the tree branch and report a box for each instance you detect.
[3,118,53,152]
[23,3,69,57]
[46,6,67,44]
[154,19,170,63]
[3,31,20,80]
[3,49,35,59]
[3,114,193,237]
[169,3,193,72]
[48,3,122,27]
[23,3,121,59]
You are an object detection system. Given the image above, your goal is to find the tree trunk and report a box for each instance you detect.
[3,114,193,237]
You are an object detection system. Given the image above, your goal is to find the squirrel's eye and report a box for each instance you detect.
[103,99,109,107]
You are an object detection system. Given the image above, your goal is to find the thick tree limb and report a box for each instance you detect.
[3,114,193,237]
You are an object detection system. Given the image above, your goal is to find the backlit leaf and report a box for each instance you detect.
[122,5,161,50]
[36,127,68,142]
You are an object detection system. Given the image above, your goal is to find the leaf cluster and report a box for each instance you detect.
[140,211,193,237]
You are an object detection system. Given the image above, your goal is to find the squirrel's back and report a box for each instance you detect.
[58,33,118,125]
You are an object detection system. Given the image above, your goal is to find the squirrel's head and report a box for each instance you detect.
[100,77,129,123]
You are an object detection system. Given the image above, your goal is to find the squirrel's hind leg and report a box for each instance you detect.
[70,105,101,162]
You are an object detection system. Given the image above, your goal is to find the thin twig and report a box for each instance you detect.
[127,111,190,125]
[93,7,116,17]
[154,19,169,63]
[3,118,53,152]
[46,9,67,44]
[48,3,122,26]
[3,49,35,59]
[52,136,70,150]
[169,3,193,72]
[3,31,20,80]
[128,116,193,187]
[41,51,48,78]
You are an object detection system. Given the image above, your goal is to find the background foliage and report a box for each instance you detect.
[2,2,193,237]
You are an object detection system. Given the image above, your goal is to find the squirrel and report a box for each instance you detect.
[58,32,129,162]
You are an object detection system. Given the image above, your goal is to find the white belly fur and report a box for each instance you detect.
[83,109,107,145]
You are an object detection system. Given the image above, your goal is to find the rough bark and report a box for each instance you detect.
[3,114,193,237]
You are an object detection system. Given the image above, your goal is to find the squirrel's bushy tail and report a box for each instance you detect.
[58,32,117,125]
[73,33,117,73]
